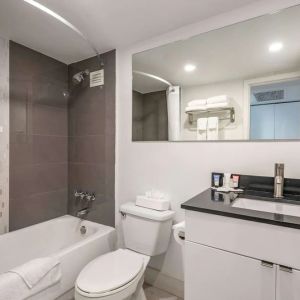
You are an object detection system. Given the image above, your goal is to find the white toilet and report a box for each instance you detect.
[75,202,175,300]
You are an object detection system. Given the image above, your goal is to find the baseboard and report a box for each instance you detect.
[144,267,184,299]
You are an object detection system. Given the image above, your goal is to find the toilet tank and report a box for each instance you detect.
[120,202,175,256]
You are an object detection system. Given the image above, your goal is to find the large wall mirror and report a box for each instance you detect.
[132,5,300,142]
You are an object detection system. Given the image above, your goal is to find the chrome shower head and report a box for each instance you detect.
[72,69,90,85]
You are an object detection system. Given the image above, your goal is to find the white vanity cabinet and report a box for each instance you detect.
[185,242,276,300]
[276,265,300,300]
[185,211,300,300]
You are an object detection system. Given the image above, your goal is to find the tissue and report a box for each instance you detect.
[136,190,170,211]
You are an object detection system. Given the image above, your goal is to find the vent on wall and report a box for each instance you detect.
[90,69,104,88]
[254,90,284,102]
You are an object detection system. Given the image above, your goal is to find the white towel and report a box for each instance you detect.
[185,105,207,113]
[206,102,229,109]
[0,258,61,300]
[197,118,207,140]
[9,257,60,289]
[188,99,207,107]
[207,117,219,140]
[207,95,229,104]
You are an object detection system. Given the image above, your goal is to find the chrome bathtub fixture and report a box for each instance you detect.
[77,208,90,218]
[74,190,85,199]
[85,193,96,202]
[75,190,96,219]
[274,163,284,198]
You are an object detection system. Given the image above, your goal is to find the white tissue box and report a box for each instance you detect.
[136,195,170,211]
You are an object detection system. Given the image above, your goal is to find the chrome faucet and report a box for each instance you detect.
[77,208,90,218]
[274,163,284,198]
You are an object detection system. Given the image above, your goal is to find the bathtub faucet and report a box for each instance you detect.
[77,208,90,219]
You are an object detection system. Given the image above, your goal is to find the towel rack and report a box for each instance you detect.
[185,107,235,124]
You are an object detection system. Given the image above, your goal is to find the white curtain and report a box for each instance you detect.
[166,86,181,141]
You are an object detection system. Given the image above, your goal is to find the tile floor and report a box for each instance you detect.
[144,285,183,300]
[71,285,182,300]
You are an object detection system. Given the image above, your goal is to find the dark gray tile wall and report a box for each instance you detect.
[132,91,144,141]
[68,50,115,227]
[132,90,168,141]
[9,41,68,230]
[9,43,116,230]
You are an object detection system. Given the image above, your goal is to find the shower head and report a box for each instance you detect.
[72,69,90,85]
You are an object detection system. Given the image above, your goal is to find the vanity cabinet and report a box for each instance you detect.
[185,211,300,300]
[185,242,275,300]
[276,265,300,300]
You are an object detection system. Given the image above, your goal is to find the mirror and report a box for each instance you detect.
[132,5,300,141]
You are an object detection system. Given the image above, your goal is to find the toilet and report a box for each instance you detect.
[75,202,175,300]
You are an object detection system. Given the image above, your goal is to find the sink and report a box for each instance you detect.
[232,198,300,217]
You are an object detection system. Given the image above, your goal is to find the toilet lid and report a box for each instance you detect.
[76,249,144,294]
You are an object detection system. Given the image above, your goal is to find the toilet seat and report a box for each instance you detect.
[76,249,145,298]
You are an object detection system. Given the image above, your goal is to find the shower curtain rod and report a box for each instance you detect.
[133,70,173,87]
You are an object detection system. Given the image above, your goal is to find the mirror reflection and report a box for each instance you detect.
[132,5,300,141]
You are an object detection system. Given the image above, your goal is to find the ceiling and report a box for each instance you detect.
[0,0,259,64]
[133,5,300,93]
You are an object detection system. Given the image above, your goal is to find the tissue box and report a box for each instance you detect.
[136,195,170,211]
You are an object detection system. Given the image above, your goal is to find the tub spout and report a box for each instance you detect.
[77,208,89,218]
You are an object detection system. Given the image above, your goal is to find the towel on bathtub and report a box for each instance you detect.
[9,257,61,288]
[0,257,62,300]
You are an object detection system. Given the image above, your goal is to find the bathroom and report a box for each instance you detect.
[1,0,300,299]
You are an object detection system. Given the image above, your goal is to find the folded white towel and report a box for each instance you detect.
[188,99,207,107]
[9,257,60,289]
[207,117,219,129]
[197,118,208,130]
[207,95,229,104]
[0,258,61,300]
[185,105,207,113]
[206,102,229,109]
[197,118,207,140]
[207,117,219,140]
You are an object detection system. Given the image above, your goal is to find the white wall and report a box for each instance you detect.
[181,79,244,140]
[116,0,300,289]
[0,37,9,234]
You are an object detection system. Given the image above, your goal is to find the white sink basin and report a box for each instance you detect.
[232,198,300,217]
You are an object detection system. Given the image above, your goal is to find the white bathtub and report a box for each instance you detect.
[0,215,116,300]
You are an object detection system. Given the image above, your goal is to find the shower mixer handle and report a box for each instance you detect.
[86,193,96,202]
[74,190,83,198]
[74,190,86,200]
[74,190,96,202]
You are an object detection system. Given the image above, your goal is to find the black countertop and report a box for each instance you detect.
[181,188,300,229]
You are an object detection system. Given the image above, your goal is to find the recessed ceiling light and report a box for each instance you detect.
[184,64,196,72]
[269,42,283,53]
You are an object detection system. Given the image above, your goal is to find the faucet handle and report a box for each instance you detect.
[81,192,88,200]
[86,193,96,202]
[74,190,82,198]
